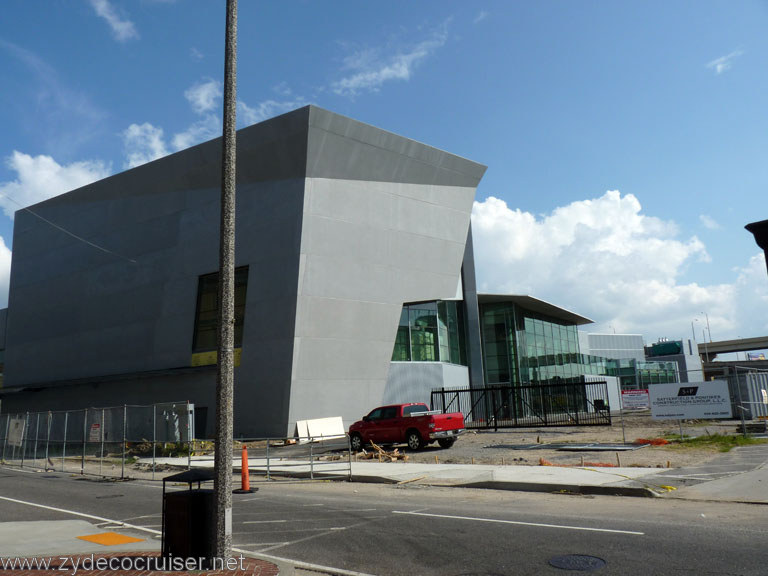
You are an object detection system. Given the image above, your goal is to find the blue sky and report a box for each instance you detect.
[1,1,767,346]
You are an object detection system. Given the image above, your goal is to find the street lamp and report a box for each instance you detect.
[700,312,712,342]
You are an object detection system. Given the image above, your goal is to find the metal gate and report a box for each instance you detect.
[431,382,612,430]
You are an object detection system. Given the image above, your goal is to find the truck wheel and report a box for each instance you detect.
[350,433,363,452]
[406,430,422,451]
[437,438,456,449]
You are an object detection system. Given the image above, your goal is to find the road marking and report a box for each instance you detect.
[0,493,372,576]
[121,513,161,521]
[392,511,644,535]
[0,495,161,535]
[243,520,288,524]
[0,465,35,474]
[235,542,291,547]
[233,547,376,576]
[240,497,263,502]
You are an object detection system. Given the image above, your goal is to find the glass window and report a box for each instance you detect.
[380,407,397,419]
[192,266,249,352]
[410,306,439,362]
[391,308,411,361]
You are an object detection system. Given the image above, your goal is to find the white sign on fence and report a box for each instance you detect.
[621,389,650,410]
[7,417,26,448]
[650,381,732,420]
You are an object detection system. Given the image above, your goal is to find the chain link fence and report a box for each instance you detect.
[727,367,768,434]
[0,402,193,479]
[0,402,353,482]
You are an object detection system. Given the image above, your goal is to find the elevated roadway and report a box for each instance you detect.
[698,336,768,361]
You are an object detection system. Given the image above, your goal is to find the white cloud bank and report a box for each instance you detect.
[472,191,768,341]
[0,151,110,219]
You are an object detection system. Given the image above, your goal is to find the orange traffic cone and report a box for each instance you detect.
[233,445,257,493]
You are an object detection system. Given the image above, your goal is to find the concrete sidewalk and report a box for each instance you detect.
[146,441,768,502]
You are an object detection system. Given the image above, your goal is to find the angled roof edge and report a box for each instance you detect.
[478,293,594,326]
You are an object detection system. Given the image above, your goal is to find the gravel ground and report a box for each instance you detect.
[399,411,747,469]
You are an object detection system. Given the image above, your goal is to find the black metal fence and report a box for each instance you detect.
[431,382,612,430]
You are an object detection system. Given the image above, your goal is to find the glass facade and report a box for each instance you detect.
[480,302,582,386]
[478,301,679,388]
[392,297,680,389]
[391,301,467,365]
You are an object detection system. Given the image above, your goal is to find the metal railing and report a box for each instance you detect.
[431,382,612,430]
[223,436,352,482]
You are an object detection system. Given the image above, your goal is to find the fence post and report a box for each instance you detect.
[121,405,127,479]
[81,409,87,475]
[152,405,157,481]
[309,441,314,480]
[2,415,10,462]
[347,434,352,481]
[62,412,68,472]
[187,403,192,471]
[44,412,52,470]
[491,388,498,432]
[33,413,40,466]
[21,412,29,468]
[100,409,105,477]
[266,439,270,481]
[734,367,748,438]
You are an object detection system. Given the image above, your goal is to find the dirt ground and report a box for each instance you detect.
[400,411,751,469]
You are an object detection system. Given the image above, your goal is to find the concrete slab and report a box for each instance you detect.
[0,520,158,557]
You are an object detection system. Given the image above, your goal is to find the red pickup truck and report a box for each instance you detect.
[348,403,464,451]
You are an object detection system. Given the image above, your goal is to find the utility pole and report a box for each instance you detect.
[214,0,237,562]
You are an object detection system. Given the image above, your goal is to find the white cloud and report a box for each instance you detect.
[123,123,169,168]
[471,191,768,340]
[332,21,450,97]
[706,50,744,75]
[184,79,222,115]
[89,0,139,42]
[190,47,204,61]
[171,114,220,151]
[0,151,111,219]
[272,82,293,97]
[474,11,489,24]
[699,214,721,230]
[238,98,308,126]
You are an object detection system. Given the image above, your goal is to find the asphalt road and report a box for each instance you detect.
[1,465,766,576]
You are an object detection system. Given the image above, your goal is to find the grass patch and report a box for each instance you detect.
[665,433,768,452]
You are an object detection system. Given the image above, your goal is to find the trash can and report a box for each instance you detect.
[162,469,216,564]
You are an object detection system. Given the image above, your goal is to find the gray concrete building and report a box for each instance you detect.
[0,106,486,438]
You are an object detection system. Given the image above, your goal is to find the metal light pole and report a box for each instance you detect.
[700,312,712,342]
[214,0,237,562]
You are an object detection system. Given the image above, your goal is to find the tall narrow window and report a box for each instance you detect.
[192,266,249,352]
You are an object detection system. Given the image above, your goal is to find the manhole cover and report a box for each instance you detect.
[549,555,606,571]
